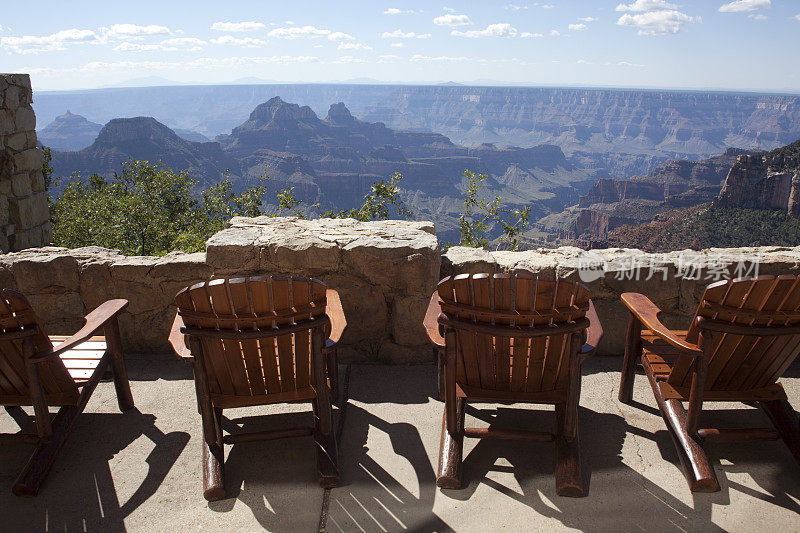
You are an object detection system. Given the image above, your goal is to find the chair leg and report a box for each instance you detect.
[437,397,465,489]
[313,398,340,488]
[12,405,78,497]
[619,314,642,404]
[202,407,225,501]
[104,319,135,412]
[761,399,800,465]
[660,396,719,492]
[325,349,339,404]
[555,403,583,497]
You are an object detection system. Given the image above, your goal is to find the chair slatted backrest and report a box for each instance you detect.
[0,290,79,404]
[175,276,328,398]
[437,273,591,394]
[675,275,800,391]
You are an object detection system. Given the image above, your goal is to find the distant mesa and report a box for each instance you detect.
[37,111,103,152]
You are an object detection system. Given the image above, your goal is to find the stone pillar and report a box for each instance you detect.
[1,74,51,252]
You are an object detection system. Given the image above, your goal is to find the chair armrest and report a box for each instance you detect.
[169,312,193,361]
[50,299,129,358]
[423,292,445,348]
[621,292,701,355]
[580,300,603,358]
[325,289,347,350]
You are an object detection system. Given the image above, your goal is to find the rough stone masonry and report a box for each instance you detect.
[0,74,51,252]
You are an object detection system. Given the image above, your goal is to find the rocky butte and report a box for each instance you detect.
[716,139,800,216]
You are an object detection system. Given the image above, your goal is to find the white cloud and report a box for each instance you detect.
[579,17,598,22]
[410,54,470,62]
[616,0,677,12]
[377,54,400,62]
[569,23,588,31]
[442,7,456,13]
[328,32,354,41]
[161,37,205,48]
[104,24,171,39]
[505,4,528,10]
[334,55,366,63]
[617,10,695,35]
[210,21,266,32]
[1,28,101,54]
[748,13,767,20]
[390,42,404,47]
[537,3,555,8]
[113,42,177,52]
[451,23,517,38]
[795,14,800,21]
[210,35,268,47]
[433,14,472,26]
[384,8,413,15]
[719,0,770,13]
[550,29,561,36]
[338,42,372,50]
[616,60,644,67]
[381,29,431,39]
[268,25,331,39]
[520,32,543,38]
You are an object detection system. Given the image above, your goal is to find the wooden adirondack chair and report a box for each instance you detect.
[169,276,346,501]
[0,289,134,496]
[424,273,603,496]
[619,275,800,492]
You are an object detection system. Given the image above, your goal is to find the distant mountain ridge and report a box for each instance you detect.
[37,111,102,151]
[33,84,800,179]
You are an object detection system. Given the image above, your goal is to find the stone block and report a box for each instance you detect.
[6,132,27,152]
[12,252,80,293]
[14,107,36,131]
[31,192,49,225]
[8,196,33,227]
[390,295,431,346]
[4,85,19,109]
[12,148,42,173]
[11,173,31,197]
[30,170,45,192]
[0,109,13,135]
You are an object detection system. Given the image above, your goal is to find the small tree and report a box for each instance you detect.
[458,170,530,251]
[51,160,268,255]
[324,172,412,221]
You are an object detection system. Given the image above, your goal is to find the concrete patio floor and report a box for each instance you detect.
[1,356,799,532]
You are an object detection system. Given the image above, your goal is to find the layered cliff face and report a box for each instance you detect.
[716,139,800,216]
[51,117,239,190]
[579,148,748,207]
[37,111,102,151]
[34,85,800,181]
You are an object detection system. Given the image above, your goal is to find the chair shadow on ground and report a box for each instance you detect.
[206,409,330,531]
[646,406,800,518]
[325,363,800,532]
[0,408,189,532]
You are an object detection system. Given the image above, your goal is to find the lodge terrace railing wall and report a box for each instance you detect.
[2,214,799,361]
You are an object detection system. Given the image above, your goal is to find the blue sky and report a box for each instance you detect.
[2,0,799,92]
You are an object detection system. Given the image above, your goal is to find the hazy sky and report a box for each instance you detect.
[2,0,799,92]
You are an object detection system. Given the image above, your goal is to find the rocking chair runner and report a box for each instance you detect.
[0,289,134,496]
[424,273,603,496]
[619,275,800,492]
[169,276,346,501]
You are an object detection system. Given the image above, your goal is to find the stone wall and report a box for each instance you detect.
[2,217,799,360]
[0,74,51,252]
[0,218,441,362]
[443,245,800,355]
